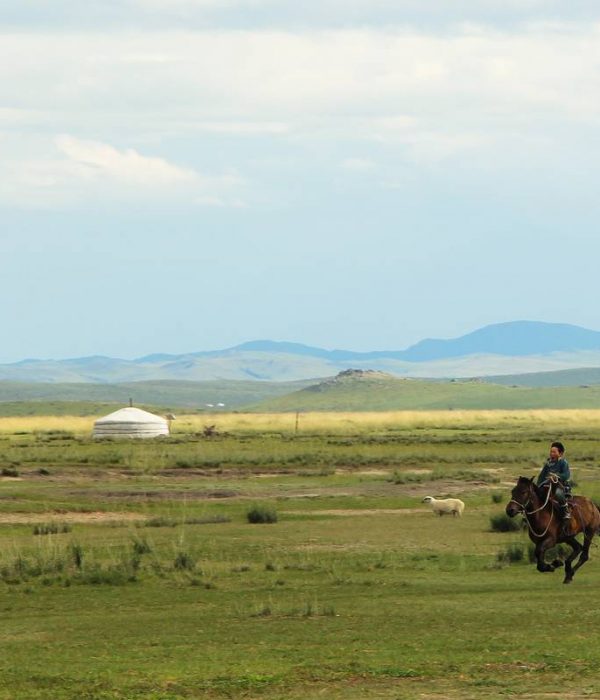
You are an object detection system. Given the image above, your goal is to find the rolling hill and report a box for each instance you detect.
[3,321,600,383]
[0,379,314,414]
[249,370,600,412]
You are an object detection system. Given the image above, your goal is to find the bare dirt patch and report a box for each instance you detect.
[0,511,145,524]
[398,480,489,497]
[70,489,240,500]
[283,508,425,516]
[351,469,389,476]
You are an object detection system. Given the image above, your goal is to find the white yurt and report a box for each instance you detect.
[93,407,170,439]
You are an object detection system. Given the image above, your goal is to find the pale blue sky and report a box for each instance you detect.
[2,1,600,361]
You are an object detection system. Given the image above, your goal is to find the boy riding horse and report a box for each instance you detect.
[537,441,572,526]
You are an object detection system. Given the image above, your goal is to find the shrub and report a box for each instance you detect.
[33,523,72,536]
[490,513,521,532]
[497,543,525,563]
[183,515,231,525]
[247,506,278,524]
[174,551,195,571]
[143,515,230,528]
[76,564,134,586]
[131,537,152,555]
[144,516,176,528]
[70,543,84,570]
[491,492,503,504]
[1,467,19,477]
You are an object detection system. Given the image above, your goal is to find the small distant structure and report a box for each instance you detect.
[93,406,170,439]
[165,413,176,432]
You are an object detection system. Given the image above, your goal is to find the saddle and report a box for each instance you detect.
[542,478,575,521]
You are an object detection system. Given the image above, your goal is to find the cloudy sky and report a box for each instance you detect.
[3,1,600,361]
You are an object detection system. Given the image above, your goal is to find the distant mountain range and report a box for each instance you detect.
[3,320,600,384]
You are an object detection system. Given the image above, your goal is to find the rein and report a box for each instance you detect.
[509,478,556,538]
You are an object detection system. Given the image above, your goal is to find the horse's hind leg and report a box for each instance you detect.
[563,536,583,584]
[568,531,594,582]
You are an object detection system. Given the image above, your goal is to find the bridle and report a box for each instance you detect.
[509,475,557,538]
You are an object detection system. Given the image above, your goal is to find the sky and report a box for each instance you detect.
[3,1,600,361]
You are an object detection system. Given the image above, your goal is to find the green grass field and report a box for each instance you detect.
[0,379,315,415]
[6,370,600,418]
[0,411,599,698]
[253,373,600,411]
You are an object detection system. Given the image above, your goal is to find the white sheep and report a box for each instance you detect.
[422,495,465,517]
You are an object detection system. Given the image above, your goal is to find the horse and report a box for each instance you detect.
[505,476,600,584]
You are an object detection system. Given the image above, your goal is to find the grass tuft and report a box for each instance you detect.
[496,542,526,563]
[247,505,278,524]
[33,523,72,536]
[174,551,195,571]
[490,513,521,532]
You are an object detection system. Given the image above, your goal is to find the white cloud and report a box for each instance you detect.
[2,25,600,126]
[2,23,600,202]
[0,135,242,208]
[55,135,197,186]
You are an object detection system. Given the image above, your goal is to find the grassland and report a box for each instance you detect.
[0,379,315,414]
[6,370,600,419]
[1,410,600,698]
[252,373,600,411]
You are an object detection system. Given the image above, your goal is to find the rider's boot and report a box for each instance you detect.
[560,502,572,535]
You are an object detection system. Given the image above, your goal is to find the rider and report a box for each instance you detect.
[536,441,572,523]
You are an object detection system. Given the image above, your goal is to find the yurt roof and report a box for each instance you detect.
[94,407,167,425]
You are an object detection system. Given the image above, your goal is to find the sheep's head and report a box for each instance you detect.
[422,496,434,504]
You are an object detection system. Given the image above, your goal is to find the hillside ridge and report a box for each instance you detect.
[2,321,600,383]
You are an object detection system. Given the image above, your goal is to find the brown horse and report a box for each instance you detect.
[506,476,600,584]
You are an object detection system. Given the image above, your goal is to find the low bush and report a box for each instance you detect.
[247,505,278,524]
[490,513,521,532]
[33,523,72,536]
[143,515,231,528]
[131,537,152,555]
[144,516,175,528]
[75,564,135,586]
[70,543,84,570]
[497,543,525,563]
[174,551,195,571]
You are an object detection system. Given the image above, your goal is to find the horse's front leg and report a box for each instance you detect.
[534,537,559,573]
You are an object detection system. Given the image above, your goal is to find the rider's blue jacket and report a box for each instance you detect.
[536,457,571,487]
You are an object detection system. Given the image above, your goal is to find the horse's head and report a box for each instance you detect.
[506,476,536,517]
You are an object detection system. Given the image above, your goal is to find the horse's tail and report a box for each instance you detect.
[594,502,600,533]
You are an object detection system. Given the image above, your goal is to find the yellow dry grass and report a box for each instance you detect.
[161,409,600,434]
[3,408,600,436]
[0,416,94,434]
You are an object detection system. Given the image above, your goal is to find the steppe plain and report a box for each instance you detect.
[0,410,599,699]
